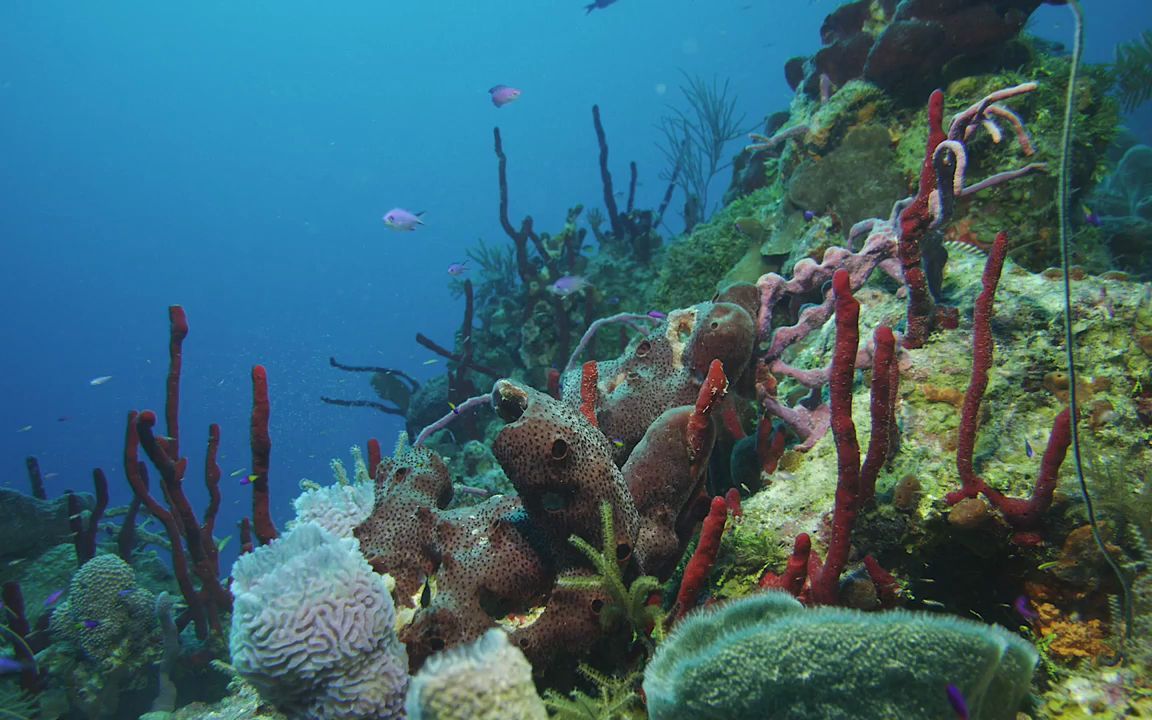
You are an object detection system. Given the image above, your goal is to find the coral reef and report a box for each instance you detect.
[229,522,408,720]
[404,629,547,720]
[644,592,1038,720]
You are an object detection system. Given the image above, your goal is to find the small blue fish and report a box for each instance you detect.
[81,619,100,629]
[382,208,425,231]
[0,657,25,675]
[584,0,618,13]
[1082,205,1102,227]
[447,262,469,276]
[1014,595,1039,622]
[44,589,64,607]
[803,210,817,222]
[946,683,969,720]
[117,589,133,599]
[1024,439,1034,458]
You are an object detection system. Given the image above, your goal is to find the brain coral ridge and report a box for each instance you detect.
[230,521,408,720]
[48,553,157,664]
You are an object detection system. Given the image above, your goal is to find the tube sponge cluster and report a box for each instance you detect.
[230,521,409,720]
[643,592,1038,720]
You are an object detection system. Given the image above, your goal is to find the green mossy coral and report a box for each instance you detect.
[646,187,781,309]
[644,592,1038,720]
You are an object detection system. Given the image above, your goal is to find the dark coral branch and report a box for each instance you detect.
[896,89,946,349]
[250,365,278,546]
[626,161,637,214]
[2,581,41,693]
[947,231,1070,543]
[320,397,407,415]
[24,456,45,500]
[123,411,208,639]
[328,357,420,392]
[118,494,141,562]
[415,333,502,379]
[165,306,189,458]
[592,105,625,237]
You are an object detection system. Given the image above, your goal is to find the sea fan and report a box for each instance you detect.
[0,683,37,720]
[1114,30,1152,112]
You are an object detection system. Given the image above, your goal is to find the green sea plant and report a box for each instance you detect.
[1113,30,1152,112]
[0,683,37,720]
[1054,0,1135,646]
[642,592,1039,720]
[542,666,643,720]
[556,503,666,651]
[656,73,750,226]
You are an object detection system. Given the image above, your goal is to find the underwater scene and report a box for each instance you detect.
[2,0,1152,718]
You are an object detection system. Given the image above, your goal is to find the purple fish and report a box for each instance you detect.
[647,310,667,319]
[1014,595,1039,622]
[447,262,470,277]
[1024,439,1034,458]
[382,208,425,231]
[803,210,817,221]
[488,85,522,108]
[117,589,133,598]
[946,684,969,720]
[0,657,25,675]
[1083,206,1102,227]
[81,619,100,629]
[547,275,589,297]
[44,589,64,607]
[240,474,256,486]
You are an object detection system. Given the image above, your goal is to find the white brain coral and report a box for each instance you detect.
[292,480,376,538]
[229,521,407,720]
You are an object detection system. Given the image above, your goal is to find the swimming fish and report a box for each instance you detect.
[584,0,618,13]
[803,210,817,221]
[447,262,469,276]
[945,684,969,719]
[647,310,667,319]
[1082,205,1102,227]
[423,359,440,366]
[547,275,590,297]
[1024,439,1034,458]
[80,619,100,630]
[448,402,460,415]
[229,467,248,477]
[382,208,425,231]
[1014,594,1039,622]
[488,85,522,108]
[44,589,64,607]
[0,657,25,675]
[89,375,113,386]
[240,474,258,486]
[16,425,31,433]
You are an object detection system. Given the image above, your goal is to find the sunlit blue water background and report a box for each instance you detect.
[1,0,1148,570]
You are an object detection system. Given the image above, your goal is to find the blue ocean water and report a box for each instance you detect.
[0,0,1147,573]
